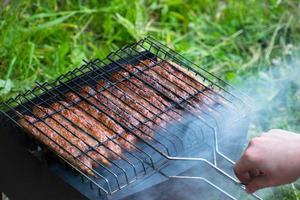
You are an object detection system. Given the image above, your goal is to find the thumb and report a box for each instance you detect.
[246,175,271,193]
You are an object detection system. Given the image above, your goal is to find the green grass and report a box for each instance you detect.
[1,0,300,102]
[0,0,300,199]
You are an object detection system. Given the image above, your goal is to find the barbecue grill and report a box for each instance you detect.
[0,37,262,200]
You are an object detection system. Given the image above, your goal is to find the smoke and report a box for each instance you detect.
[231,56,300,199]
[202,54,300,200]
[235,57,300,139]
[118,56,300,200]
[55,52,299,200]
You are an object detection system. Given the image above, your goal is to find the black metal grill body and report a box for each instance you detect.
[0,113,88,200]
[0,37,260,200]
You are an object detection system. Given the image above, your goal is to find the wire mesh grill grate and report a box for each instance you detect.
[0,37,261,200]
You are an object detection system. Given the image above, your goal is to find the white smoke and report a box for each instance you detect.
[121,55,300,200]
[236,57,300,139]
[229,55,300,199]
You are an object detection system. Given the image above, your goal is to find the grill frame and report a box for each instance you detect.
[0,37,260,200]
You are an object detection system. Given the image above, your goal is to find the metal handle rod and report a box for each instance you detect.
[164,156,262,200]
[168,175,237,200]
[107,53,260,198]
[198,113,263,200]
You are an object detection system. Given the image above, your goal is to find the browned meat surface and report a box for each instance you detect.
[32,106,90,152]
[16,57,219,178]
[96,81,155,140]
[89,81,139,129]
[109,85,155,120]
[112,72,182,122]
[52,101,122,158]
[165,60,229,107]
[149,61,207,108]
[159,61,206,93]
[139,60,210,111]
[19,115,95,176]
[123,63,181,103]
[146,61,198,96]
[159,61,221,109]
[137,64,190,100]
[112,72,167,113]
[32,106,109,166]
[124,60,219,116]
[67,89,137,151]
[112,80,174,129]
[97,80,146,124]
[158,61,223,115]
[84,85,153,145]
[127,77,183,120]
[103,83,172,141]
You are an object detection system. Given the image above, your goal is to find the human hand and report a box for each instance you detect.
[234,129,300,193]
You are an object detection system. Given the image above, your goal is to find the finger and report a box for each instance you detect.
[234,155,255,183]
[235,169,260,185]
[249,168,260,178]
[236,171,251,185]
[245,175,271,193]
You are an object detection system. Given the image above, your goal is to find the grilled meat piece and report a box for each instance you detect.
[104,81,176,133]
[123,61,218,117]
[32,106,90,152]
[163,60,208,91]
[111,79,170,129]
[148,60,222,115]
[90,81,139,129]
[111,72,182,122]
[123,63,181,103]
[19,115,95,176]
[65,90,136,151]
[146,60,198,95]
[52,101,122,158]
[162,60,229,107]
[109,84,155,120]
[96,81,154,140]
[32,106,109,166]
[97,80,146,125]
[112,71,171,110]
[136,62,190,100]
[140,60,217,113]
[75,81,149,150]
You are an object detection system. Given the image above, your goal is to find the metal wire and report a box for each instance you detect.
[30,83,134,189]
[107,44,261,199]
[86,60,207,148]
[1,101,111,194]
[36,82,155,192]
[0,37,261,200]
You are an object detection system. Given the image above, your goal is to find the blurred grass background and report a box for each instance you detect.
[0,0,300,199]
